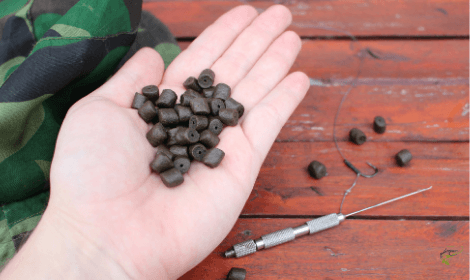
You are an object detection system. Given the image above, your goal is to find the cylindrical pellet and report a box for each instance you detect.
[160,168,184,187]
[207,98,225,116]
[190,97,211,115]
[202,87,215,98]
[373,116,386,134]
[169,145,188,158]
[213,83,231,100]
[173,156,191,174]
[158,108,179,126]
[156,145,174,160]
[166,127,180,146]
[396,149,412,166]
[199,130,220,148]
[142,85,159,102]
[174,105,193,123]
[224,98,244,118]
[307,161,327,179]
[189,115,209,131]
[176,127,200,145]
[202,148,225,168]
[138,100,157,123]
[226,267,246,280]
[156,89,177,108]
[208,117,223,135]
[146,123,168,147]
[197,69,215,89]
[150,154,174,174]
[349,128,367,145]
[189,143,207,161]
[180,89,202,107]
[183,76,202,92]
[218,108,239,126]
[131,92,148,109]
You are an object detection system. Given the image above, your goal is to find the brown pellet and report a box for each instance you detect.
[218,108,239,126]
[156,89,177,108]
[208,98,225,116]
[158,108,179,126]
[226,268,247,280]
[224,98,244,118]
[189,115,209,131]
[138,100,157,123]
[142,85,159,102]
[199,130,219,148]
[202,148,225,168]
[146,123,168,147]
[160,168,184,187]
[373,116,386,134]
[349,128,367,145]
[198,69,215,89]
[180,89,202,106]
[150,154,174,174]
[208,117,223,135]
[176,127,200,145]
[307,161,327,179]
[202,87,215,98]
[174,105,193,123]
[189,143,207,161]
[183,76,202,92]
[173,156,191,174]
[190,97,211,115]
[166,127,180,146]
[131,92,147,109]
[213,83,231,100]
[169,145,188,158]
[396,149,412,167]
[156,145,174,160]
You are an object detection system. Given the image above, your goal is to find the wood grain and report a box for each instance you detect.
[180,219,469,279]
[242,142,469,217]
[143,0,470,38]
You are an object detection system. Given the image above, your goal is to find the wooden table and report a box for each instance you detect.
[144,1,469,279]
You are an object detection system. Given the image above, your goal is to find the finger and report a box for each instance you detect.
[161,5,258,87]
[211,5,292,87]
[91,47,165,107]
[242,71,310,165]
[232,30,302,115]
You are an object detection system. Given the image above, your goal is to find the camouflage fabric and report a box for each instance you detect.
[0,0,181,266]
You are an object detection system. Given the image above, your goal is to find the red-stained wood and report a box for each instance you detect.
[180,219,469,279]
[143,0,470,38]
[241,142,469,217]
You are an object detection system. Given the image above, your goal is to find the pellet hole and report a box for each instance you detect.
[180,164,184,168]
[214,126,218,130]
[198,151,202,154]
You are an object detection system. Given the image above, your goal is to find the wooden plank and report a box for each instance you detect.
[243,142,469,217]
[143,0,469,38]
[180,219,469,279]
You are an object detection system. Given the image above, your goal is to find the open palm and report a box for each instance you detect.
[48,5,309,279]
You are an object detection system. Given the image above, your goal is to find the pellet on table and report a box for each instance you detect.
[166,127,180,146]
[208,117,223,135]
[174,104,193,123]
[183,76,202,92]
[131,92,148,109]
[160,168,184,187]
[156,89,177,108]
[150,154,174,174]
[207,98,225,116]
[349,128,367,145]
[396,149,412,166]
[141,85,159,102]
[224,98,244,118]
[213,83,231,100]
[156,145,174,160]
[307,160,327,179]
[189,143,207,161]
[138,100,157,123]
[218,108,239,126]
[176,127,200,145]
[199,130,219,148]
[190,97,211,115]
[202,87,215,98]
[226,267,247,280]
[169,145,188,158]
[373,116,386,134]
[189,115,209,131]
[146,123,168,147]
[198,69,215,89]
[202,148,225,168]
[158,108,179,126]
[173,156,191,174]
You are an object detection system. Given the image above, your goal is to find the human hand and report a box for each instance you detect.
[2,5,309,280]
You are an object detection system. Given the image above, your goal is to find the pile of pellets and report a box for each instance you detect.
[131,69,244,187]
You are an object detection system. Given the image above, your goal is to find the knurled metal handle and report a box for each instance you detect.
[233,240,257,258]
[306,213,341,234]
[261,228,296,249]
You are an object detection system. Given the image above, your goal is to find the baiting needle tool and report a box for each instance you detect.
[224,186,432,258]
